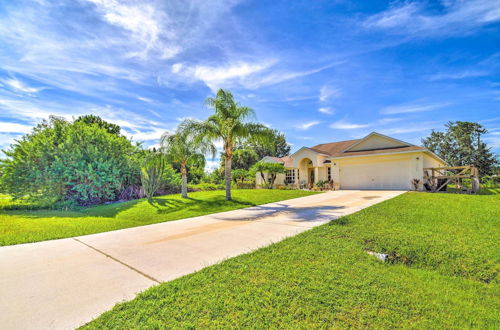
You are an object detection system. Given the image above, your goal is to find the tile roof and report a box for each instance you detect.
[309,140,426,157]
[272,156,294,167]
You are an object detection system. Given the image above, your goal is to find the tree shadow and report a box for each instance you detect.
[209,203,346,223]
[155,196,254,215]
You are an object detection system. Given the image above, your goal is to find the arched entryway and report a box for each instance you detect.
[298,158,315,188]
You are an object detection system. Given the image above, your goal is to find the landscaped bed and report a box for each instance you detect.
[83,192,499,328]
[0,189,318,246]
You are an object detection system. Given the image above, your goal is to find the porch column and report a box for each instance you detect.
[314,167,319,184]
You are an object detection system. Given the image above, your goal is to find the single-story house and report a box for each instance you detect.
[255,132,446,190]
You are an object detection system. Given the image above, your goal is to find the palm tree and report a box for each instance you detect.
[182,89,272,201]
[160,125,215,198]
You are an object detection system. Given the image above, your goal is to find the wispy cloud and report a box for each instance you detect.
[329,120,370,130]
[169,60,339,92]
[428,70,490,81]
[137,96,154,103]
[171,60,275,92]
[295,121,321,130]
[1,78,47,94]
[85,0,179,59]
[381,102,450,115]
[364,0,500,37]
[319,85,341,102]
[0,121,34,134]
[318,107,334,114]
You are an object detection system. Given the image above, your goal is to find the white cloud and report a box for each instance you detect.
[137,96,154,103]
[381,102,450,115]
[170,60,340,92]
[204,159,220,171]
[319,85,341,102]
[329,120,370,130]
[295,121,321,130]
[0,122,34,134]
[364,1,500,37]
[85,0,179,59]
[484,136,500,149]
[428,70,490,80]
[318,107,334,114]
[1,78,47,94]
[171,63,183,74]
[171,60,276,92]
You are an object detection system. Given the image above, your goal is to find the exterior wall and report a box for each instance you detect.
[255,172,286,188]
[291,148,324,168]
[336,152,422,190]
[348,134,407,151]
[317,166,327,181]
[423,153,445,169]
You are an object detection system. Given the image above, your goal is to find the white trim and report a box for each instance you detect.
[330,149,439,161]
[342,131,413,152]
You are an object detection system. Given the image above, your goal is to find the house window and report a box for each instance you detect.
[327,167,331,181]
[285,169,296,184]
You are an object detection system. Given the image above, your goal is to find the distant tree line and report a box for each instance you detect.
[0,90,292,207]
[422,121,498,176]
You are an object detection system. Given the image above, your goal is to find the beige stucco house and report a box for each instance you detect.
[255,132,446,190]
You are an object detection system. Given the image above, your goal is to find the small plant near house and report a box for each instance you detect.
[316,180,328,191]
[411,178,421,191]
[140,151,166,203]
[251,161,286,189]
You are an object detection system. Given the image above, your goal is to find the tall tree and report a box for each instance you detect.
[237,128,291,159]
[183,89,272,201]
[75,114,121,135]
[160,125,215,198]
[422,121,498,175]
[220,148,259,171]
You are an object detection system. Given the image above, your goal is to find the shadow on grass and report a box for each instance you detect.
[155,196,254,215]
[3,199,143,219]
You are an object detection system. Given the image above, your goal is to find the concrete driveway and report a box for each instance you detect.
[0,190,404,329]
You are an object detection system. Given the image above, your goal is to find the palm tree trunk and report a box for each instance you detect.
[181,162,188,199]
[224,152,232,201]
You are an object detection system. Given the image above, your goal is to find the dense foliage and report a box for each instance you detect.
[0,116,142,207]
[251,161,286,189]
[236,128,291,159]
[422,121,498,175]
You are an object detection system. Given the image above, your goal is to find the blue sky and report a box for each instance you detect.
[0,0,499,169]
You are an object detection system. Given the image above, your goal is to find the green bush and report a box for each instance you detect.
[0,116,142,206]
[188,183,225,191]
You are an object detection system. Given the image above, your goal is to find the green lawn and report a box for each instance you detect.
[84,192,500,329]
[0,190,318,246]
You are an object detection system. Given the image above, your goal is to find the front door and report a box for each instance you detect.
[309,168,315,187]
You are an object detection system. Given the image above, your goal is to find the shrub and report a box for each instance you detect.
[0,116,142,206]
[188,183,225,191]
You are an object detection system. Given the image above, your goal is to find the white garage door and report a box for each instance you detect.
[340,160,411,190]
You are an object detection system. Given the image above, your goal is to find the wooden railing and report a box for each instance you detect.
[423,165,480,194]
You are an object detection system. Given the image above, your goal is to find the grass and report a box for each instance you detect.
[83,192,500,329]
[0,189,318,246]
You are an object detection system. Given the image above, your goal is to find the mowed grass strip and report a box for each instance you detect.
[83,192,499,329]
[0,189,318,246]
